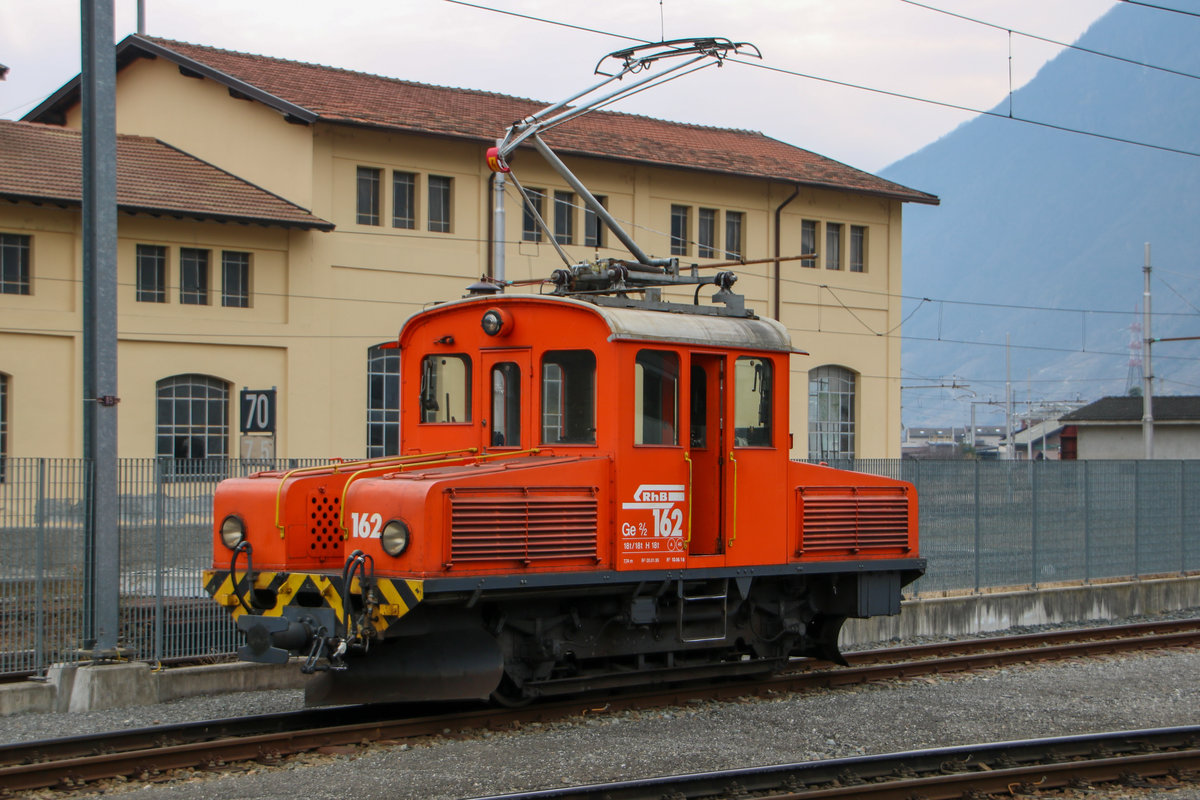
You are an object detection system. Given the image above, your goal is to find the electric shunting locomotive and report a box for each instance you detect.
[202,37,924,707]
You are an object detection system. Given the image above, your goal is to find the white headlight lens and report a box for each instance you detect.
[481,309,504,336]
[381,519,410,556]
[220,515,246,550]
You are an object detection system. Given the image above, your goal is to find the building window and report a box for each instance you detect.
[725,211,744,259]
[801,220,817,268]
[393,171,416,229]
[179,248,210,305]
[367,344,400,458]
[635,349,679,446]
[808,365,856,460]
[825,222,843,270]
[136,244,167,303]
[584,195,606,248]
[850,225,866,273]
[356,166,381,226]
[0,234,30,295]
[156,374,229,468]
[670,205,690,256]
[428,175,452,233]
[554,190,575,245]
[0,373,7,481]
[221,251,251,308]
[522,188,545,242]
[698,208,717,258]
[541,350,595,445]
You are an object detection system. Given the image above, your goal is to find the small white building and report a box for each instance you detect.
[1060,396,1200,459]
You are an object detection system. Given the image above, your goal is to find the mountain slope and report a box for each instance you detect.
[881,2,1200,425]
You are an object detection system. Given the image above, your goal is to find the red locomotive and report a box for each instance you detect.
[203,39,923,706]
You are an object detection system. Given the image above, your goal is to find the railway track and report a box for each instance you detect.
[466,726,1200,799]
[1,618,1197,795]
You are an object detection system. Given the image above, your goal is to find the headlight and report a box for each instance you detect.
[381,519,411,556]
[480,308,511,337]
[220,515,246,550]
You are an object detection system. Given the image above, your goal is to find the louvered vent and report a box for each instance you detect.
[449,487,599,564]
[798,486,911,554]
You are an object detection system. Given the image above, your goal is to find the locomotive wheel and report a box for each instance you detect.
[489,674,535,707]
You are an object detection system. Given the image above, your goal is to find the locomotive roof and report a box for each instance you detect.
[405,294,799,353]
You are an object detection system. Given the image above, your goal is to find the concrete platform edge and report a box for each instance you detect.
[0,576,1196,716]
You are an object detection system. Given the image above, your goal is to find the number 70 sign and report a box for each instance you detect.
[239,389,277,434]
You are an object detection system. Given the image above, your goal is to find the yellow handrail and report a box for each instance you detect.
[273,449,478,538]
[727,450,738,548]
[335,448,540,539]
[683,451,693,544]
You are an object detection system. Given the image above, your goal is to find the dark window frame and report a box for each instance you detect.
[825,222,843,271]
[367,344,400,457]
[221,251,251,308]
[136,243,167,303]
[179,247,210,305]
[697,208,717,258]
[554,190,575,245]
[155,374,230,477]
[392,171,416,229]
[725,211,744,259]
[522,188,546,242]
[670,205,690,256]
[541,350,596,445]
[0,233,31,295]
[427,175,452,233]
[801,220,818,268]
[584,195,607,248]
[356,166,381,226]
[850,225,866,273]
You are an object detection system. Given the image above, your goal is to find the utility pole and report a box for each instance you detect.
[1143,243,1154,460]
[81,0,121,657]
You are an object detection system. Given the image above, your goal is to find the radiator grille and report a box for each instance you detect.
[798,486,911,554]
[449,487,599,564]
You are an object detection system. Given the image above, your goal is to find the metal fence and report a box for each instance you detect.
[1,457,1198,677]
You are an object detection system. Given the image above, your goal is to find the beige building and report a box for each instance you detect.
[2,35,936,464]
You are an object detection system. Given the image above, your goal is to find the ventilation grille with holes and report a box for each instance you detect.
[798,486,910,554]
[307,492,343,556]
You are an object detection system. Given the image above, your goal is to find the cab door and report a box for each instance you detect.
[482,349,531,451]
[687,353,725,556]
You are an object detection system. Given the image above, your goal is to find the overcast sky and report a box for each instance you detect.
[2,0,1117,172]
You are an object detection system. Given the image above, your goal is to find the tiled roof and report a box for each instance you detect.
[0,119,333,230]
[29,36,937,205]
[1061,395,1200,422]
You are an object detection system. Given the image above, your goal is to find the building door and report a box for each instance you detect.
[688,353,725,556]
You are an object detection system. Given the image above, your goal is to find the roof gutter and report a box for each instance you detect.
[773,183,800,321]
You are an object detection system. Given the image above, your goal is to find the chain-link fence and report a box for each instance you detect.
[1,457,1197,676]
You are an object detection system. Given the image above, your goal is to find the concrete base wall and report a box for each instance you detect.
[1,576,1196,717]
[842,575,1200,645]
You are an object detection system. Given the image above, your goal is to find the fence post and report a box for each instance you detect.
[1180,461,1186,577]
[973,460,981,593]
[1134,462,1142,578]
[154,459,166,664]
[1031,461,1039,590]
[35,459,47,674]
[1083,460,1091,584]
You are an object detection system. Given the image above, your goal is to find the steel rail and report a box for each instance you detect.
[463,726,1200,799]
[1,619,1196,793]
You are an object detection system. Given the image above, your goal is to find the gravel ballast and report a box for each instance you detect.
[9,617,1200,799]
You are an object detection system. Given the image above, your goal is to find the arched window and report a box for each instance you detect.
[156,375,229,466]
[808,365,856,460]
[366,344,400,457]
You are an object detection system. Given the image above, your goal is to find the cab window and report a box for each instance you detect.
[542,350,596,444]
[734,356,772,447]
[420,354,472,423]
[636,350,678,446]
[490,362,520,446]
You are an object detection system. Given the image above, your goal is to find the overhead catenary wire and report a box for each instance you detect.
[443,0,1200,161]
